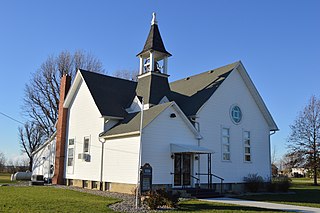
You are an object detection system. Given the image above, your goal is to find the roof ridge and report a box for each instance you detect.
[79,69,137,84]
[170,61,239,84]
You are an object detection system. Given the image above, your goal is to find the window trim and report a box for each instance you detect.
[243,130,252,163]
[67,138,75,167]
[83,136,90,154]
[221,126,231,162]
[230,104,242,124]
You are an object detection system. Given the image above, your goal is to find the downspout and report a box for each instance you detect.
[99,137,106,190]
[136,98,144,208]
[269,130,277,181]
[190,116,201,184]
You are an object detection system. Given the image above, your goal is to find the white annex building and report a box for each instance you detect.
[33,13,278,194]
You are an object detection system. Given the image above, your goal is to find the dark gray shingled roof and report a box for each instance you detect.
[169,61,239,116]
[79,62,238,119]
[99,102,172,137]
[80,69,137,118]
[137,24,171,56]
[136,73,171,105]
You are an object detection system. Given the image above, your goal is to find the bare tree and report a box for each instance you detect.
[287,95,320,185]
[0,151,6,172]
[19,122,45,171]
[23,50,104,137]
[113,69,138,81]
[271,145,277,165]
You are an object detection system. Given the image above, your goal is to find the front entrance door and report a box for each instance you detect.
[174,153,192,187]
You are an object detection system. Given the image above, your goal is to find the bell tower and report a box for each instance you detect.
[135,13,172,107]
[137,12,172,76]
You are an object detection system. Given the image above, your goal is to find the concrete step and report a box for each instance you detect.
[175,187,224,199]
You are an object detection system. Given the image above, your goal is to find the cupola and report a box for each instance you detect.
[135,13,172,108]
[137,12,172,76]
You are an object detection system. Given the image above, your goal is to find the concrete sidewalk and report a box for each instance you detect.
[200,197,320,213]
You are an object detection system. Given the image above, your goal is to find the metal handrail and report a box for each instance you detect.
[170,172,200,187]
[196,173,224,181]
[196,173,224,194]
[190,174,200,187]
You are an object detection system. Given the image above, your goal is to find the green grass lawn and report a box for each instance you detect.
[0,173,14,184]
[0,187,283,213]
[0,173,10,182]
[0,172,293,212]
[0,186,120,212]
[238,178,320,208]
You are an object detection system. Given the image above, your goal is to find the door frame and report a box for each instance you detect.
[172,153,194,188]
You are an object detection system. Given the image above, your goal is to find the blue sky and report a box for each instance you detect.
[0,1,319,163]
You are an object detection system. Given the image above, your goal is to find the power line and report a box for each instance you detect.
[0,111,24,125]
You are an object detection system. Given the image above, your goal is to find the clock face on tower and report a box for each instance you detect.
[230,105,242,124]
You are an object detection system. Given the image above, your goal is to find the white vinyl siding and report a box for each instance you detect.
[197,68,271,183]
[65,78,105,181]
[222,127,230,161]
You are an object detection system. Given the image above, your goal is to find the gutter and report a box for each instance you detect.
[99,131,140,140]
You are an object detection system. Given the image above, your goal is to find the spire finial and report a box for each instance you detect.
[151,12,157,25]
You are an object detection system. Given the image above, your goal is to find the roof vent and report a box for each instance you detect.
[170,113,176,118]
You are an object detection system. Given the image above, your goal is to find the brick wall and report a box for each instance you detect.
[52,74,71,185]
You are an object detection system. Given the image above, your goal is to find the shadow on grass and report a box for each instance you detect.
[177,200,283,212]
[239,187,320,208]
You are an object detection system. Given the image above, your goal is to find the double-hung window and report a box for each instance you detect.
[222,128,230,161]
[67,139,75,166]
[244,131,251,162]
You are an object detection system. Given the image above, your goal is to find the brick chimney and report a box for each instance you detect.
[52,74,71,185]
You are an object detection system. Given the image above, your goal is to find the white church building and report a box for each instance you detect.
[33,13,278,194]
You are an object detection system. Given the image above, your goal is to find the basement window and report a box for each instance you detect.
[92,181,98,189]
[83,180,89,188]
[68,179,74,186]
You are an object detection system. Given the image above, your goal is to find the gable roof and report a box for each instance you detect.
[63,62,277,132]
[100,101,202,139]
[236,62,278,131]
[79,70,137,118]
[137,23,171,56]
[169,61,239,116]
[99,102,172,138]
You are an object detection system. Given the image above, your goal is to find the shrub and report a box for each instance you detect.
[273,176,291,192]
[243,173,264,193]
[144,188,180,210]
[144,190,164,210]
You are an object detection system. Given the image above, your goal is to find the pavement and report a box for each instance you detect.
[200,197,320,213]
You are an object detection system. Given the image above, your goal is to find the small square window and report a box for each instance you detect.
[68,139,74,145]
[245,155,251,162]
[83,180,88,188]
[92,181,98,189]
[223,153,230,161]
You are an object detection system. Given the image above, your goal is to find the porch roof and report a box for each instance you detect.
[170,144,213,154]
